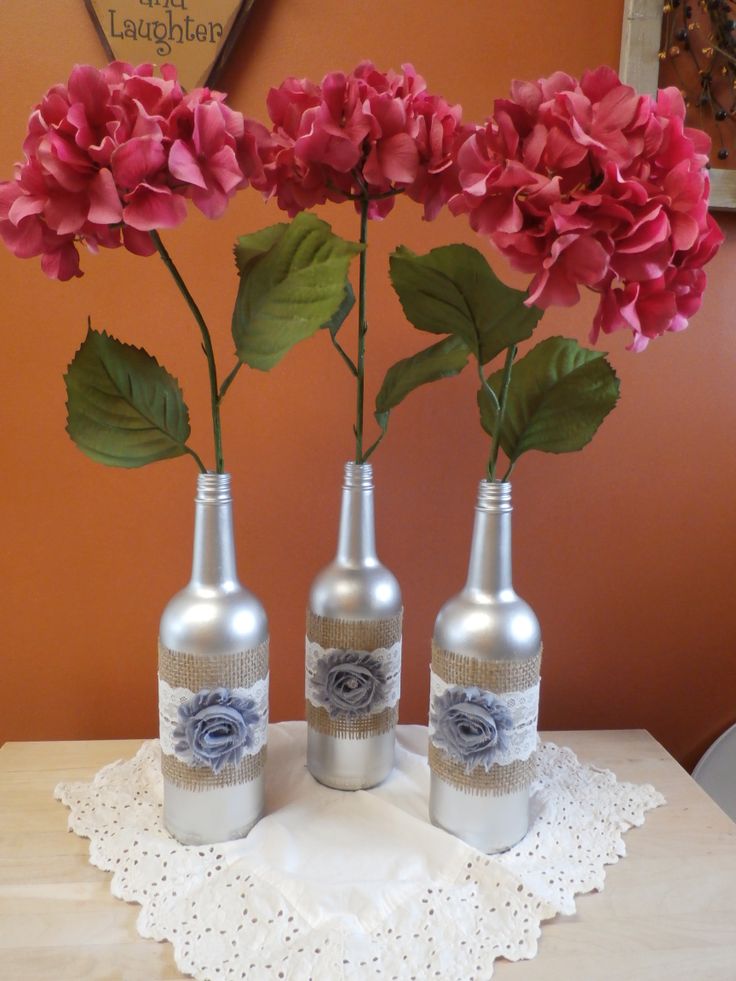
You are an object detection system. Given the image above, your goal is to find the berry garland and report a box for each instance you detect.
[660,0,736,162]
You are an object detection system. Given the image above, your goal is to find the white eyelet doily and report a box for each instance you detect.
[54,722,664,981]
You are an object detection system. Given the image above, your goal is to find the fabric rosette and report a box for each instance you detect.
[173,687,261,774]
[312,649,389,718]
[431,686,513,773]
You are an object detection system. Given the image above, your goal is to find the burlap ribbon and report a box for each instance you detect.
[430,645,542,796]
[158,641,269,691]
[428,744,536,797]
[161,747,267,791]
[305,610,402,740]
[158,640,269,791]
[431,645,541,694]
[306,610,403,650]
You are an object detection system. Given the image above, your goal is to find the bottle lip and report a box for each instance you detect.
[343,461,373,489]
[196,471,232,504]
[476,478,512,512]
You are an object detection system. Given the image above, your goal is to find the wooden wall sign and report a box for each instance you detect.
[84,0,256,90]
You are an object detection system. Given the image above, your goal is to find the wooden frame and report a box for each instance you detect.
[619,0,736,210]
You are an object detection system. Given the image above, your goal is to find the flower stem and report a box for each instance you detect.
[477,359,500,414]
[184,444,208,474]
[362,428,386,462]
[355,195,370,464]
[149,230,224,473]
[488,345,516,482]
[330,333,358,376]
[218,361,243,402]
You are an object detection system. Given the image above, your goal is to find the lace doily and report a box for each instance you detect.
[54,722,664,981]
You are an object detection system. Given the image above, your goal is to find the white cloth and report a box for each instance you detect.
[54,722,664,981]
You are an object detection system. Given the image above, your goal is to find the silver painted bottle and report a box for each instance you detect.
[158,472,269,845]
[306,462,403,790]
[429,480,541,853]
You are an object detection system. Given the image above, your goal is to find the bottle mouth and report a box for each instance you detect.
[343,461,373,489]
[477,479,512,512]
[196,471,232,504]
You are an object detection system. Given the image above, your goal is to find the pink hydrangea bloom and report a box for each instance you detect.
[258,62,472,221]
[451,66,723,349]
[0,62,267,279]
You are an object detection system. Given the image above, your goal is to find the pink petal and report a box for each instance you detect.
[596,84,640,131]
[580,65,623,103]
[122,184,187,230]
[192,102,227,157]
[67,65,111,123]
[545,125,589,169]
[191,184,229,219]
[168,140,207,189]
[377,132,419,183]
[87,168,122,224]
[526,264,580,307]
[8,194,45,223]
[44,190,87,235]
[0,215,45,257]
[112,136,166,190]
[41,241,82,280]
[122,225,157,256]
[206,146,244,195]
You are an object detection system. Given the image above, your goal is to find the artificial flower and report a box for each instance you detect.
[451,66,723,349]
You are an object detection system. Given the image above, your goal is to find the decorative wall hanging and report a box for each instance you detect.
[83,0,256,90]
[620,0,736,209]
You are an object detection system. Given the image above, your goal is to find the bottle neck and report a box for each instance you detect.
[190,473,239,588]
[464,480,513,596]
[336,462,377,566]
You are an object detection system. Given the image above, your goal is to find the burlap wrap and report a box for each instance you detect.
[428,744,536,797]
[431,645,541,693]
[158,640,269,791]
[306,610,403,651]
[306,703,398,739]
[158,640,269,691]
[430,645,542,796]
[305,610,402,740]
[161,747,267,791]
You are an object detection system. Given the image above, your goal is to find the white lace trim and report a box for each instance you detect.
[158,675,269,761]
[305,640,401,713]
[54,725,665,980]
[429,669,540,765]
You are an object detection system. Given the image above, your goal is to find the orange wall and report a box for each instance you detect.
[1,0,734,770]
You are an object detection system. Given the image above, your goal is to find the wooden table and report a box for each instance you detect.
[0,730,734,980]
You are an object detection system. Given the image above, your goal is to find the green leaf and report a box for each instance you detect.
[389,243,542,363]
[479,336,620,462]
[375,335,469,418]
[232,212,363,371]
[374,409,390,437]
[323,281,355,339]
[234,222,288,272]
[65,328,191,468]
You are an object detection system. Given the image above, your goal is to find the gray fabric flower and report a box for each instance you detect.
[431,686,513,773]
[313,649,387,718]
[173,687,260,773]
